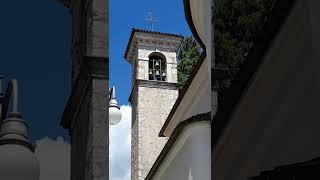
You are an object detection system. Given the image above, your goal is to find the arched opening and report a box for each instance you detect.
[148,52,167,81]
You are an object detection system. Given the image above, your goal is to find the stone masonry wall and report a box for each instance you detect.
[87,0,108,58]
[68,0,109,179]
[132,86,178,180]
[131,115,139,180]
[71,85,91,180]
[85,0,109,179]
[87,78,108,180]
[127,28,181,180]
[137,48,178,83]
[70,77,108,180]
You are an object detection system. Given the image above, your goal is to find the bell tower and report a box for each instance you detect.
[124,29,183,180]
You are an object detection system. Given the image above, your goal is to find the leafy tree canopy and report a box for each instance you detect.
[213,0,276,98]
[177,36,202,85]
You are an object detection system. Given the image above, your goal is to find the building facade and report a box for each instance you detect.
[58,0,109,180]
[124,29,183,180]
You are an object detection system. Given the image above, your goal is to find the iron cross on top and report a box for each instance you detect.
[146,11,158,31]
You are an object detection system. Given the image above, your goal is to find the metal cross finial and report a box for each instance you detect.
[146,11,158,31]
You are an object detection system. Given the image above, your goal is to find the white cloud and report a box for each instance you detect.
[35,136,71,180]
[110,105,132,180]
[34,105,132,180]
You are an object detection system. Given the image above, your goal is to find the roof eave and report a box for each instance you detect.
[124,28,184,62]
[159,50,207,137]
[183,0,206,50]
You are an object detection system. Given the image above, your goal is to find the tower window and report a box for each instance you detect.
[148,53,166,81]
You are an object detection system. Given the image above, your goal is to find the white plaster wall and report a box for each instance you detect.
[190,0,212,74]
[162,59,211,137]
[153,121,211,180]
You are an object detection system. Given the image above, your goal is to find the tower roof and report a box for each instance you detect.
[124,28,183,64]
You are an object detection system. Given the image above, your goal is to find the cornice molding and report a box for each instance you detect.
[124,28,183,64]
[60,56,108,130]
[128,79,181,103]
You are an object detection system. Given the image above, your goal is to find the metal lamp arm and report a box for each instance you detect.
[1,79,19,122]
[109,86,115,99]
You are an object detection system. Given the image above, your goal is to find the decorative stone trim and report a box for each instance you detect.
[128,79,181,103]
[124,28,183,64]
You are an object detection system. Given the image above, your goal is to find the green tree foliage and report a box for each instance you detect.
[213,0,276,98]
[177,36,202,85]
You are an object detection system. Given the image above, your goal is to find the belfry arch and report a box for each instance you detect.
[148,52,167,81]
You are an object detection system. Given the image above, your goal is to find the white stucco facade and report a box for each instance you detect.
[161,59,211,137]
[151,121,211,180]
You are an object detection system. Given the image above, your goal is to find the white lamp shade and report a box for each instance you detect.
[109,106,122,125]
[0,144,40,180]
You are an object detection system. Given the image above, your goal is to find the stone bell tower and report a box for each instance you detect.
[124,29,183,180]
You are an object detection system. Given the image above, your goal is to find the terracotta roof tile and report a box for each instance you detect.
[124,28,183,60]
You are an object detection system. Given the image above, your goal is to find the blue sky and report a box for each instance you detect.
[0,0,191,142]
[0,0,71,142]
[0,0,191,141]
[110,0,192,106]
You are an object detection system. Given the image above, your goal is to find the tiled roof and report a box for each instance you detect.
[124,28,183,60]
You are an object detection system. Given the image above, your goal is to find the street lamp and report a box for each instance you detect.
[109,86,122,125]
[0,76,40,180]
